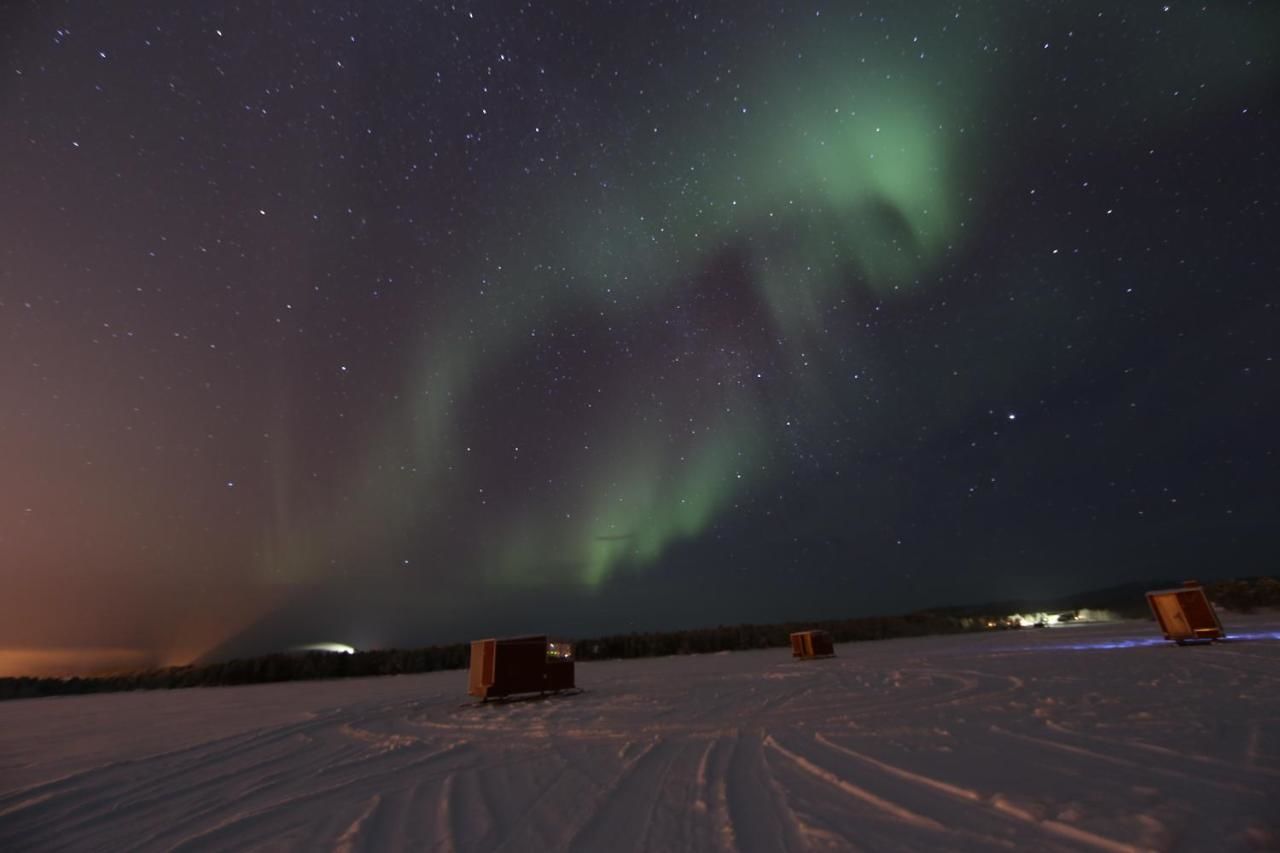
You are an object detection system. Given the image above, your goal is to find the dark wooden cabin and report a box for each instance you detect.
[790,629,835,659]
[468,635,575,700]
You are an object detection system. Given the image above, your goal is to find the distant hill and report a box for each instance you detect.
[935,578,1181,620]
[932,577,1280,622]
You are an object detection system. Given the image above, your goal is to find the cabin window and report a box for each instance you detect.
[546,641,574,660]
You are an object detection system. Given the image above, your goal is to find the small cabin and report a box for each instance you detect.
[468,635,575,700]
[1146,581,1225,644]
[790,629,835,659]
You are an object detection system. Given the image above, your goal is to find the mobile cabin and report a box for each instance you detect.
[1146,581,1225,644]
[468,635,575,700]
[790,629,835,659]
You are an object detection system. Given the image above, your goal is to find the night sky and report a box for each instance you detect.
[2,2,1277,674]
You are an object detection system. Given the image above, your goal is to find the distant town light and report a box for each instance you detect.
[292,642,355,654]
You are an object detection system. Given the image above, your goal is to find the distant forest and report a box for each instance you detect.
[3,576,1276,702]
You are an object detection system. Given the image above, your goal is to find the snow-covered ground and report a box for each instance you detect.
[2,616,1278,852]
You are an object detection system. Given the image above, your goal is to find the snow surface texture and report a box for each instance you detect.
[2,617,1278,852]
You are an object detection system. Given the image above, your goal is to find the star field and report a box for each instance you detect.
[1,1,1277,668]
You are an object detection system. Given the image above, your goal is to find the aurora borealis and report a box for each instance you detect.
[2,2,1278,673]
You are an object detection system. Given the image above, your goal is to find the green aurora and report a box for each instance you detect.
[257,2,1276,593]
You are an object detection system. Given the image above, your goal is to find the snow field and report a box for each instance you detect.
[1,616,1278,852]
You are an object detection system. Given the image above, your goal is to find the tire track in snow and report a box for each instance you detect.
[811,732,1155,853]
[434,773,457,853]
[565,738,680,853]
[487,753,577,853]
[333,793,382,853]
[703,734,741,853]
[123,739,357,847]
[475,737,636,852]
[987,795,1154,853]
[1122,736,1280,778]
[350,786,415,853]
[757,733,874,852]
[772,667,1011,725]
[693,737,715,815]
[1020,719,1277,791]
[0,710,342,816]
[443,755,510,852]
[983,722,1264,794]
[725,731,806,853]
[142,739,473,852]
[0,726,348,845]
[763,734,945,833]
[812,733,981,802]
[89,712,452,847]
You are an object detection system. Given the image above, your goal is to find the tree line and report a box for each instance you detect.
[0,610,972,701]
[2,575,1274,702]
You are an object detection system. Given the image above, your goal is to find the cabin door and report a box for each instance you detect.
[1153,595,1189,637]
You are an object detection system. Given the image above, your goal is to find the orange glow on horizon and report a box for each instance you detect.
[0,583,289,678]
[0,647,162,679]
